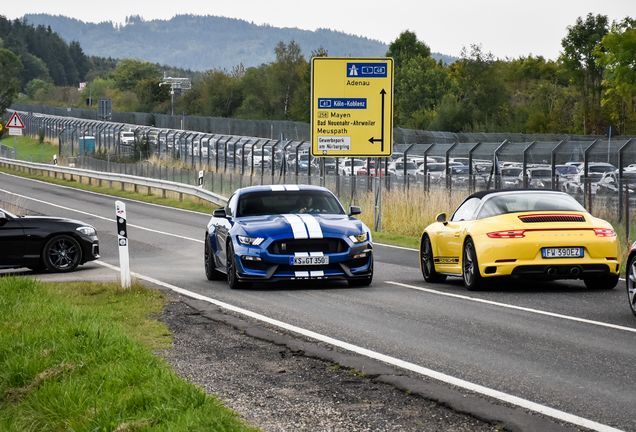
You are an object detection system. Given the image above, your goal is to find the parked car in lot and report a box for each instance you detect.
[338,158,366,176]
[388,161,419,179]
[561,163,616,195]
[204,185,373,289]
[0,208,99,272]
[419,189,620,290]
[357,159,388,176]
[500,167,523,189]
[518,167,553,189]
[595,172,636,196]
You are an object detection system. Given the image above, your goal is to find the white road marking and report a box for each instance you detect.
[388,281,636,334]
[0,188,203,244]
[93,260,625,432]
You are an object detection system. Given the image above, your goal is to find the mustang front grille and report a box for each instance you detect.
[268,239,347,254]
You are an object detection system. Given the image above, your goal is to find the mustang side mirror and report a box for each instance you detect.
[213,208,227,218]
[349,206,362,216]
[436,212,448,224]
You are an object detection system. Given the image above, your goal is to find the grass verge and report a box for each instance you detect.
[0,135,58,163]
[0,277,261,432]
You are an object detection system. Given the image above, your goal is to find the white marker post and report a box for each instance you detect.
[198,170,204,187]
[115,200,131,288]
[53,154,58,165]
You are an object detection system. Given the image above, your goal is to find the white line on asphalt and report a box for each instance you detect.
[0,188,203,243]
[94,259,625,432]
[388,281,636,334]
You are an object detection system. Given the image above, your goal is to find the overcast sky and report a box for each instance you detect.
[6,0,635,60]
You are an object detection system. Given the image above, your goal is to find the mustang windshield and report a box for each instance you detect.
[237,191,345,217]
[477,192,586,219]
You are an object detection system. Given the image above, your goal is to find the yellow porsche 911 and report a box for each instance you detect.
[420,190,620,290]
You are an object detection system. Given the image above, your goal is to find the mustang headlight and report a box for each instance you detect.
[76,226,96,236]
[349,233,368,243]
[238,236,265,246]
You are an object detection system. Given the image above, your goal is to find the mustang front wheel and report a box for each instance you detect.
[227,242,251,289]
[204,233,224,281]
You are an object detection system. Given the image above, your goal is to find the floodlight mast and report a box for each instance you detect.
[160,72,191,117]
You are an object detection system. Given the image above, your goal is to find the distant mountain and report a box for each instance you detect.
[22,14,457,72]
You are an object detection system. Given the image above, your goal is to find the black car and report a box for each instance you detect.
[0,208,99,272]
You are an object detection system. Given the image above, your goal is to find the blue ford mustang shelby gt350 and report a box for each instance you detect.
[204,185,373,288]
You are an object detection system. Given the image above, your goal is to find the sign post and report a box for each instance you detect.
[115,201,132,289]
[311,57,393,157]
[5,112,25,159]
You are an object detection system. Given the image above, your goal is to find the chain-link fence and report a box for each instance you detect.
[5,108,636,226]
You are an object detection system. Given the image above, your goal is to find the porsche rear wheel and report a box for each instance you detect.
[227,242,251,289]
[627,255,636,316]
[462,238,483,291]
[204,233,224,281]
[421,234,446,283]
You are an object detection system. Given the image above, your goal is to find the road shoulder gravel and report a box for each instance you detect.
[159,293,584,432]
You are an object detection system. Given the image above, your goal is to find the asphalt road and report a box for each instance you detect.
[2,171,635,432]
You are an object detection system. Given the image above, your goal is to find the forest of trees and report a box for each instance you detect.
[1,13,635,136]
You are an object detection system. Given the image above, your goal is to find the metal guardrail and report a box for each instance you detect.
[0,157,228,207]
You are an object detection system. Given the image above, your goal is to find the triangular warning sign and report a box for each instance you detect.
[7,112,25,128]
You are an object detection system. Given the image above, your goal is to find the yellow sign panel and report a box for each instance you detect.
[311,57,393,157]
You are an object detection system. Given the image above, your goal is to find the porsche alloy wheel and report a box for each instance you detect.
[227,242,251,289]
[43,235,82,273]
[627,255,636,316]
[204,234,224,281]
[421,234,446,283]
[462,238,483,291]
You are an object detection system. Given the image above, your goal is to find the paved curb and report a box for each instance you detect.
[180,297,580,432]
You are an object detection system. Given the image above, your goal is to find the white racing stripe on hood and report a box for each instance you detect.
[283,214,309,239]
[298,214,323,238]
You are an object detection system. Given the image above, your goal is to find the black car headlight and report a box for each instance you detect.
[349,233,368,244]
[76,226,97,236]
[238,236,265,246]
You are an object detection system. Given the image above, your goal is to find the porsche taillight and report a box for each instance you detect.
[487,230,526,238]
[594,228,616,237]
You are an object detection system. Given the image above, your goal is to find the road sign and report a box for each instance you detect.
[311,57,393,157]
[6,112,25,128]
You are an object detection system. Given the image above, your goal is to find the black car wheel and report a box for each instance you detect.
[462,238,483,291]
[421,234,446,283]
[43,235,82,273]
[227,242,251,289]
[583,273,619,290]
[204,233,224,281]
[627,255,636,316]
